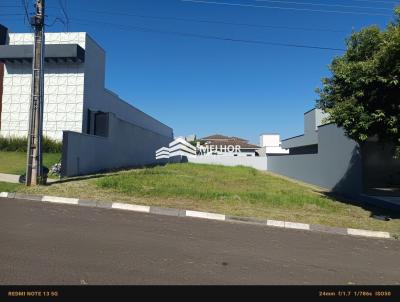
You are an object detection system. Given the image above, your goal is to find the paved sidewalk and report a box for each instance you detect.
[0,173,20,184]
[0,173,57,184]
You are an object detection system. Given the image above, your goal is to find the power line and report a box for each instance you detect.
[21,0,31,26]
[180,0,392,16]
[254,0,393,10]
[71,18,346,52]
[58,0,69,31]
[81,9,349,33]
[332,0,399,4]
[46,17,66,27]
[0,13,25,16]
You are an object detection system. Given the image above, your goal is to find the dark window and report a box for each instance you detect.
[94,112,109,137]
[289,144,318,155]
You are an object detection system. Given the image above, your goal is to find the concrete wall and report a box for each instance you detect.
[188,156,268,171]
[268,123,363,195]
[61,112,172,177]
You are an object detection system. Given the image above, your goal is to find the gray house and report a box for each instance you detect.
[267,108,400,210]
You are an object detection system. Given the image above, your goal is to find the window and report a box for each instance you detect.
[87,109,109,137]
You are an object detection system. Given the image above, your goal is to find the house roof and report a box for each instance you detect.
[200,135,260,149]
[201,134,248,142]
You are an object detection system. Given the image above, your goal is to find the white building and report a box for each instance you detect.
[0,25,173,177]
[260,134,289,154]
[0,26,172,141]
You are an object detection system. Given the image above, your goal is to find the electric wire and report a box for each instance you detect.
[254,0,394,10]
[180,0,392,16]
[71,18,346,52]
[80,9,349,33]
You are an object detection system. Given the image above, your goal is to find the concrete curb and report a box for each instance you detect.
[0,191,393,240]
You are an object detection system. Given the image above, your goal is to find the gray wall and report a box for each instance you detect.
[268,123,363,195]
[82,35,173,138]
[61,112,172,177]
[188,156,268,171]
[282,109,329,149]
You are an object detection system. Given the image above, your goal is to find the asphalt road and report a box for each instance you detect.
[0,197,399,285]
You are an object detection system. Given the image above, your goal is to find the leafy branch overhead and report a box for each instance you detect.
[317,7,400,157]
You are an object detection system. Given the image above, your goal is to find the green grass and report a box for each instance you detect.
[97,164,337,211]
[2,163,399,235]
[0,181,23,192]
[0,151,61,175]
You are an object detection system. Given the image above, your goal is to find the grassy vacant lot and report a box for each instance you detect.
[0,152,61,175]
[1,163,399,235]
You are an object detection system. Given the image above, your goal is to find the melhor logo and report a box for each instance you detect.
[156,137,242,160]
[155,137,196,160]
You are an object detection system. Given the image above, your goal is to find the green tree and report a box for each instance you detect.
[316,7,400,157]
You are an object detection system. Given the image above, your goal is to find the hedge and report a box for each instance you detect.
[0,136,62,153]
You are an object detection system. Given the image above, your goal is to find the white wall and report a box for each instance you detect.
[260,134,280,147]
[1,32,173,141]
[260,134,289,154]
[0,33,86,140]
[188,156,268,171]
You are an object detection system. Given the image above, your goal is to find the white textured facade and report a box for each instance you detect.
[0,31,172,140]
[1,33,85,140]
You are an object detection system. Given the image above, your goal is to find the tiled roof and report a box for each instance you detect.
[200,135,260,149]
[201,134,231,140]
[201,134,248,142]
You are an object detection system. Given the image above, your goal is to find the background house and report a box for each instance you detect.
[199,134,261,156]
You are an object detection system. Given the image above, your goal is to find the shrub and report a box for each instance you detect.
[0,136,62,153]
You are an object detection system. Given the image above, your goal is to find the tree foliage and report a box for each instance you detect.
[317,7,400,157]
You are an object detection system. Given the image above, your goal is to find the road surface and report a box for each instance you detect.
[0,197,399,285]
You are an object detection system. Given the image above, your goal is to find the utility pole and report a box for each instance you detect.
[26,0,45,186]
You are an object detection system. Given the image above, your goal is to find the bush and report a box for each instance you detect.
[0,136,62,153]
[42,137,63,153]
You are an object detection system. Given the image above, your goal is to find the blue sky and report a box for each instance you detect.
[1,0,396,143]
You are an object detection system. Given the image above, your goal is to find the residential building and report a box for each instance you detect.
[199,134,261,156]
[0,25,173,176]
[0,25,172,141]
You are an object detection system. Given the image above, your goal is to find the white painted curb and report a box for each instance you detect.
[186,210,226,221]
[1,192,395,240]
[112,203,150,213]
[347,228,390,239]
[267,220,285,228]
[285,222,310,230]
[42,196,79,205]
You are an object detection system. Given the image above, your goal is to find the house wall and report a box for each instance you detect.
[83,35,173,138]
[188,156,268,171]
[0,33,173,140]
[260,134,280,147]
[61,112,172,177]
[282,109,329,149]
[0,33,85,140]
[268,123,363,195]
